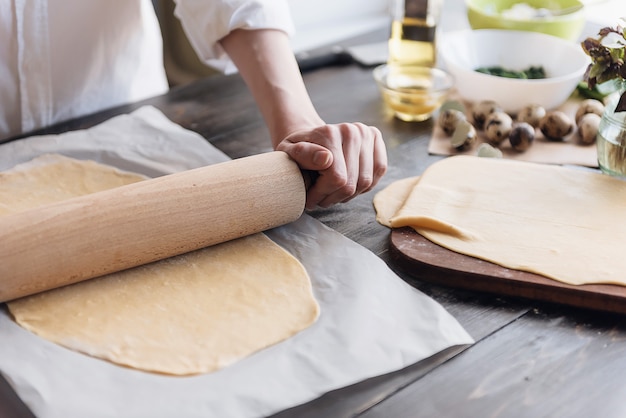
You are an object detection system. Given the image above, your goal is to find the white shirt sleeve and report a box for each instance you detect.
[172,0,295,74]
[0,0,169,141]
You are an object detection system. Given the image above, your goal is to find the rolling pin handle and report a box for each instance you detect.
[301,170,319,191]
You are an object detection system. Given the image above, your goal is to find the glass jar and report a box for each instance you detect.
[597,93,626,178]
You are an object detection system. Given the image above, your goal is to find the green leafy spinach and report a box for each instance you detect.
[475,65,546,79]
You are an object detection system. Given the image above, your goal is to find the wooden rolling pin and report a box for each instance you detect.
[0,151,306,302]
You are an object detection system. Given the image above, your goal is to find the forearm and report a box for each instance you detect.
[219,29,324,147]
[219,27,387,209]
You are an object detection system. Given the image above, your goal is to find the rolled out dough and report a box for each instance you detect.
[372,176,419,228]
[374,155,626,286]
[4,154,319,375]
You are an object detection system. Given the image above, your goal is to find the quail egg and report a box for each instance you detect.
[577,113,601,145]
[575,99,605,125]
[450,119,477,150]
[509,122,535,151]
[539,111,574,141]
[516,104,546,128]
[484,111,513,145]
[439,108,467,136]
[472,100,503,130]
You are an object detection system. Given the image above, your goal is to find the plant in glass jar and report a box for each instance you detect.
[581,20,626,177]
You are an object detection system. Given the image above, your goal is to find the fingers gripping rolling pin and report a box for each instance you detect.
[0,151,306,302]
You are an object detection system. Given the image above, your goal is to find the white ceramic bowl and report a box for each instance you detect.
[439,29,589,113]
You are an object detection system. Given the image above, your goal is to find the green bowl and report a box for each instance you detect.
[466,0,585,41]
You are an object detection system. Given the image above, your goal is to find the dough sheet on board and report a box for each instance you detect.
[4,154,319,376]
[374,156,626,286]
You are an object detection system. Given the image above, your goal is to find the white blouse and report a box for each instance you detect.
[0,0,294,141]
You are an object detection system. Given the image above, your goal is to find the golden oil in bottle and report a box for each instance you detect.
[388,17,437,67]
[388,0,441,68]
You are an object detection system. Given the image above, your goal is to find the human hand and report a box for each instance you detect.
[276,122,387,210]
[219,29,387,207]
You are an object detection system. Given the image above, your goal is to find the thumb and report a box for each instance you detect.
[277,140,333,171]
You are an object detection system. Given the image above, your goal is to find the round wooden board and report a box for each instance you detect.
[390,227,626,315]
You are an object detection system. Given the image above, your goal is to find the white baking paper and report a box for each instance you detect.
[0,106,473,418]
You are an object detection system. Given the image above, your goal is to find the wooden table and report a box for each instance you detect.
[3,21,626,418]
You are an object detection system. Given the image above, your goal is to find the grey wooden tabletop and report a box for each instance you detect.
[2,10,625,418]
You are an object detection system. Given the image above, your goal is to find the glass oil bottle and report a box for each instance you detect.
[388,0,443,68]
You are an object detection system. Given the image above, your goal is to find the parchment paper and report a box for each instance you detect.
[428,96,598,167]
[0,106,473,418]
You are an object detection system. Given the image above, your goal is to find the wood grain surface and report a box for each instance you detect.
[390,227,626,315]
[2,13,626,418]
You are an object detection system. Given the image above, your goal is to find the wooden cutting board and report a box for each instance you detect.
[390,227,626,315]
